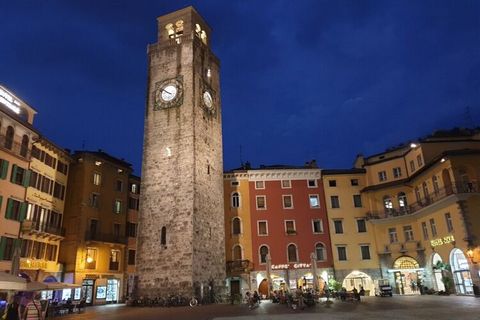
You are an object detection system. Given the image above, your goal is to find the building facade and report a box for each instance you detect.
[357,129,480,295]
[20,137,71,288]
[136,6,226,298]
[0,85,38,274]
[125,175,140,298]
[60,151,132,305]
[322,169,381,295]
[242,164,334,296]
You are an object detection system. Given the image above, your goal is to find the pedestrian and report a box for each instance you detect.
[352,287,360,301]
[296,286,304,309]
[359,286,365,296]
[22,293,43,320]
[4,296,20,320]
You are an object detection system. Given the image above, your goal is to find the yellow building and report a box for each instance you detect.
[322,169,381,295]
[125,174,140,298]
[357,128,480,295]
[60,151,132,305]
[0,85,38,274]
[20,137,72,292]
[224,169,254,296]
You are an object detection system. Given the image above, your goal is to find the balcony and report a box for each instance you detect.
[226,260,253,275]
[21,220,65,240]
[366,182,478,222]
[85,232,127,245]
[0,133,30,160]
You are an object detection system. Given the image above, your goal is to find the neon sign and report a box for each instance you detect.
[271,263,311,270]
[0,88,21,114]
[430,235,455,247]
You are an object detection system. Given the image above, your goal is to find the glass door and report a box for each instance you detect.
[106,279,119,303]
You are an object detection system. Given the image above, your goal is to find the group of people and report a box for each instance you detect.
[338,286,365,302]
[2,293,43,320]
[244,291,260,309]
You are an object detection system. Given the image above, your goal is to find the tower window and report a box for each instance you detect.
[161,226,167,247]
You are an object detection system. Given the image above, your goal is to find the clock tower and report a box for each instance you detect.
[136,6,225,297]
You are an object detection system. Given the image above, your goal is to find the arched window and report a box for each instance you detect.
[232,217,241,235]
[175,20,184,36]
[232,245,242,260]
[398,192,408,212]
[231,192,240,208]
[161,226,167,246]
[383,196,393,212]
[315,243,326,261]
[259,245,269,264]
[287,244,298,262]
[432,176,440,195]
[5,126,14,150]
[20,135,29,157]
[165,23,175,38]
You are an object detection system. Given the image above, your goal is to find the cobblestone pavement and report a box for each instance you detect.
[59,295,479,320]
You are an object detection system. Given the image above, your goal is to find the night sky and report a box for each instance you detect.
[2,1,479,174]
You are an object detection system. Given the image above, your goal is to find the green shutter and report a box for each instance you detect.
[13,238,21,250]
[0,160,8,179]
[5,198,13,219]
[22,170,31,187]
[10,165,17,183]
[0,196,3,213]
[19,202,27,221]
[0,237,6,260]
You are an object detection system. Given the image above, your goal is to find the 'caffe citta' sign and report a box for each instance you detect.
[430,235,455,247]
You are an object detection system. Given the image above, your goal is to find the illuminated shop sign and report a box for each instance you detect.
[271,263,311,270]
[430,235,455,247]
[0,87,21,114]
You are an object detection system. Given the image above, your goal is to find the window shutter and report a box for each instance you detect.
[13,238,21,251]
[0,160,8,179]
[0,196,2,213]
[19,202,27,221]
[10,165,17,183]
[0,237,6,260]
[6,198,13,219]
[22,170,31,187]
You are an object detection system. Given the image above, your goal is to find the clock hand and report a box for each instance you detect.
[163,89,172,95]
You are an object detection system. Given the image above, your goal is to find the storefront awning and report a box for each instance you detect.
[0,273,49,291]
[45,282,81,290]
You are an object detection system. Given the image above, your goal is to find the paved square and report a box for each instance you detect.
[59,296,480,320]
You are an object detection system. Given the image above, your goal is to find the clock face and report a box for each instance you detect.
[203,91,213,109]
[153,77,183,110]
[161,85,177,102]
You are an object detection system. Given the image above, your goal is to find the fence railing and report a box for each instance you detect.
[367,182,478,220]
[226,260,253,273]
[22,220,65,237]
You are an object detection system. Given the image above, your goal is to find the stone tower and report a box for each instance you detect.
[135,6,226,297]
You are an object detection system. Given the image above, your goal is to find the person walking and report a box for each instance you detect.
[4,296,20,320]
[22,294,43,320]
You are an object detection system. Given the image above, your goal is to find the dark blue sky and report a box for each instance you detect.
[2,1,479,174]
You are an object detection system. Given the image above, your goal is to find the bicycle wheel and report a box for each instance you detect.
[189,297,198,307]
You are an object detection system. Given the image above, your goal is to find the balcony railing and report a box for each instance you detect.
[367,182,478,221]
[226,260,253,274]
[21,220,65,238]
[85,232,127,245]
[0,133,30,159]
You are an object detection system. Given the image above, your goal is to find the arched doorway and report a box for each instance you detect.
[431,253,445,292]
[392,256,422,295]
[450,249,474,295]
[258,279,268,296]
[342,271,374,296]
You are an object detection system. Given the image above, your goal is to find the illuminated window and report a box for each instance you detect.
[93,173,101,186]
[393,167,402,178]
[383,196,393,212]
[378,171,387,182]
[114,200,122,214]
[85,248,97,269]
[309,195,320,208]
[398,192,408,212]
[109,250,120,270]
[403,225,414,241]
